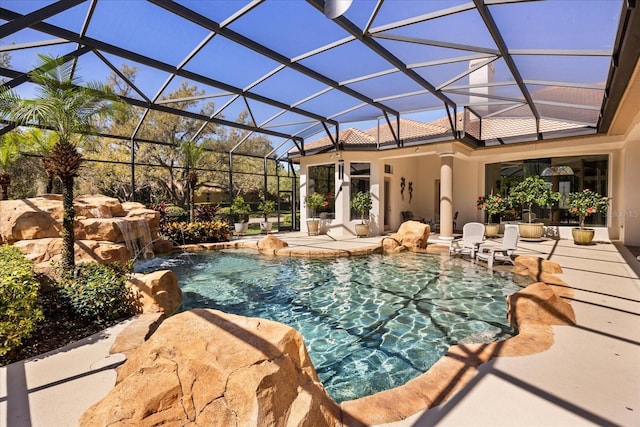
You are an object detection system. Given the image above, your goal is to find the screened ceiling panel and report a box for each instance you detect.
[250,67,330,106]
[298,39,395,83]
[86,1,210,65]
[296,88,364,118]
[381,92,444,113]
[1,31,76,74]
[512,55,612,84]
[183,36,281,90]
[371,0,471,29]
[332,104,388,123]
[97,52,174,100]
[227,1,347,58]
[489,0,622,51]
[0,0,637,157]
[346,72,424,101]
[378,8,499,52]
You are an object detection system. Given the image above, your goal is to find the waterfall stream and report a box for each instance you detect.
[116,219,154,260]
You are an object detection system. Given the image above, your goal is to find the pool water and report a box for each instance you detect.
[137,251,526,403]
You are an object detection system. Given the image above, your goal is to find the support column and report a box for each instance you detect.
[439,153,455,240]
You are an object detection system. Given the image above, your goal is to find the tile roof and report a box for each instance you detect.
[295,85,601,153]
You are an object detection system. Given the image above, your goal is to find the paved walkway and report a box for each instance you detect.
[1,233,639,426]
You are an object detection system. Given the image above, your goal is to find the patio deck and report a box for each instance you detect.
[1,233,638,426]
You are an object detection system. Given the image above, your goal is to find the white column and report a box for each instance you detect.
[439,153,454,240]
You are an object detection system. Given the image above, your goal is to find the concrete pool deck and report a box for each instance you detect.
[1,233,639,426]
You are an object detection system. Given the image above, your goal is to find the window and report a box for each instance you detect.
[485,155,608,226]
[350,163,370,220]
[308,164,335,217]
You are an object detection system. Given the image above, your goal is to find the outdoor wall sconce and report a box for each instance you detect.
[338,159,344,180]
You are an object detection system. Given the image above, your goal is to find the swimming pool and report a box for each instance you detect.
[137,250,526,403]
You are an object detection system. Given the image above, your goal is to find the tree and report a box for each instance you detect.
[0,132,21,199]
[179,140,206,222]
[0,54,121,273]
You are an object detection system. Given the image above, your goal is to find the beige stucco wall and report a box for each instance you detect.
[298,132,633,241]
[621,117,640,245]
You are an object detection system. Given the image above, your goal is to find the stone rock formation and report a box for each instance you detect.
[80,309,341,427]
[382,220,431,253]
[257,234,289,254]
[508,282,576,327]
[0,194,166,265]
[126,270,183,314]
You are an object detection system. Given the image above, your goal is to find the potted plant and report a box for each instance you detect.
[476,193,507,237]
[258,199,276,233]
[230,195,251,234]
[567,189,610,245]
[305,192,324,235]
[351,191,373,237]
[509,176,560,240]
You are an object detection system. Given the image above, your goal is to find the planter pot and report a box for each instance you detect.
[518,222,544,241]
[234,222,248,234]
[355,223,369,238]
[307,219,320,236]
[485,224,499,238]
[260,221,272,233]
[572,227,595,245]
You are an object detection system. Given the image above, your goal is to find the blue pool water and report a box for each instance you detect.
[137,250,526,403]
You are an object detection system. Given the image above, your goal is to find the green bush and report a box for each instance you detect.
[164,205,189,223]
[161,220,233,244]
[0,245,43,356]
[58,262,134,323]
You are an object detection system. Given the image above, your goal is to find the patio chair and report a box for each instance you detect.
[449,222,485,258]
[476,224,519,268]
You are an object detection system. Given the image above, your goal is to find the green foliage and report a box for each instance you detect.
[0,245,43,356]
[351,191,372,223]
[258,199,276,217]
[305,192,325,217]
[509,175,561,223]
[160,220,233,244]
[164,205,188,222]
[476,193,507,223]
[58,262,134,323]
[567,189,611,229]
[230,196,251,222]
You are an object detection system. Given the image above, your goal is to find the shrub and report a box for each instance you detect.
[58,262,134,323]
[195,203,220,222]
[164,205,189,223]
[0,245,43,356]
[160,220,233,244]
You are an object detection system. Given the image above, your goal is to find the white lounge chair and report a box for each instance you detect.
[476,224,519,268]
[449,222,485,258]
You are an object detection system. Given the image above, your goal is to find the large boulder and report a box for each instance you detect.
[80,309,341,427]
[508,282,576,327]
[74,194,125,218]
[0,197,63,243]
[125,208,161,239]
[14,238,130,265]
[126,270,182,314]
[383,220,431,253]
[257,234,288,254]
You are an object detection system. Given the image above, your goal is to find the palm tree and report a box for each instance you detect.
[26,128,58,193]
[179,139,206,223]
[0,54,120,273]
[0,133,21,200]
